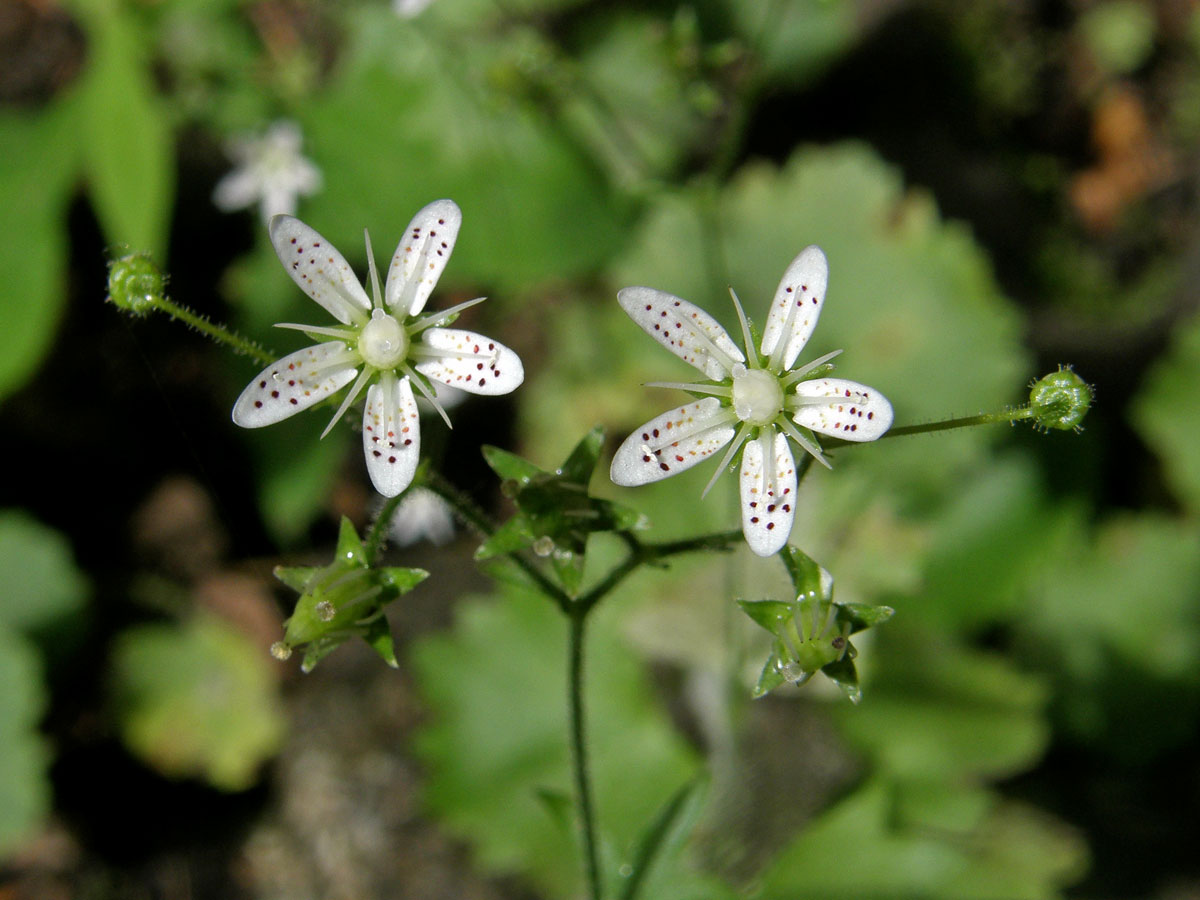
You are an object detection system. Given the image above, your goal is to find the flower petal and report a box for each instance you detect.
[739,429,797,557]
[385,199,462,317]
[363,373,421,497]
[792,378,893,441]
[618,286,744,380]
[761,246,828,371]
[232,342,359,427]
[269,216,371,325]
[413,328,524,395]
[610,398,736,487]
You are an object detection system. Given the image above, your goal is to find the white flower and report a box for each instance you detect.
[387,488,455,546]
[212,120,322,222]
[610,247,893,557]
[393,0,436,18]
[232,199,524,497]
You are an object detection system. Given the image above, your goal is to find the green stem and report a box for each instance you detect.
[363,489,410,566]
[568,609,603,900]
[823,406,1033,450]
[151,296,276,366]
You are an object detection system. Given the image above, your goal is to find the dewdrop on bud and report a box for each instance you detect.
[107,252,166,316]
[533,536,555,557]
[1029,366,1093,432]
[270,641,293,661]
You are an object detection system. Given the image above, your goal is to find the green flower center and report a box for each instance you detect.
[358,310,409,369]
[731,364,783,426]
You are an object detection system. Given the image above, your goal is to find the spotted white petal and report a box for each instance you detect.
[363,373,421,497]
[413,328,524,395]
[793,378,893,441]
[739,428,797,557]
[232,342,359,427]
[269,216,371,325]
[761,246,828,371]
[610,398,737,487]
[385,199,462,317]
[618,286,744,380]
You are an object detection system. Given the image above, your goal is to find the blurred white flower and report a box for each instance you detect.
[388,488,455,546]
[393,0,436,18]
[213,120,322,222]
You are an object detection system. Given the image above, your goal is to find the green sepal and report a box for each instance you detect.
[300,638,343,674]
[736,598,795,633]
[558,425,604,485]
[378,566,432,594]
[273,565,318,593]
[334,515,368,565]
[820,652,863,705]
[551,547,585,597]
[835,602,896,635]
[778,544,830,600]
[482,445,545,486]
[364,615,399,668]
[751,649,790,699]
[475,515,537,561]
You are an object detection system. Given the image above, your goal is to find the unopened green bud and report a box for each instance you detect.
[107,252,166,316]
[1029,366,1093,431]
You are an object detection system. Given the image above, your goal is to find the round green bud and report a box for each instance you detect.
[1029,366,1093,431]
[107,252,165,316]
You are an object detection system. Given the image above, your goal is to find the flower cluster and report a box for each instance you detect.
[232,199,523,497]
[609,247,893,556]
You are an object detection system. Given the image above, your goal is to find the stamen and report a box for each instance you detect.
[321,367,374,438]
[767,291,804,373]
[781,349,844,386]
[407,296,488,334]
[401,363,452,428]
[275,322,360,341]
[408,341,499,366]
[728,287,758,366]
[778,418,832,469]
[641,406,737,455]
[701,420,753,498]
[684,320,742,378]
[396,228,435,314]
[643,381,733,398]
[364,229,384,311]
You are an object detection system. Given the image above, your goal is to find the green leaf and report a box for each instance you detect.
[724,0,857,86]
[76,3,174,259]
[619,776,713,900]
[0,103,78,403]
[109,615,286,791]
[412,587,700,897]
[758,777,1085,899]
[301,7,626,297]
[835,630,1050,781]
[0,627,51,857]
[0,511,88,633]
[1132,310,1200,514]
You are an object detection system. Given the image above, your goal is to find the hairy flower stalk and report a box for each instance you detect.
[611,246,893,555]
[232,200,523,496]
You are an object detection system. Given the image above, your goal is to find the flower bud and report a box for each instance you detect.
[107,252,166,316]
[1029,366,1093,431]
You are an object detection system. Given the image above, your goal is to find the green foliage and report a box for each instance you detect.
[0,104,78,403]
[412,588,710,898]
[109,614,286,791]
[0,513,88,857]
[757,777,1086,899]
[75,0,174,260]
[1077,1,1158,76]
[0,629,50,858]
